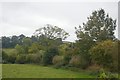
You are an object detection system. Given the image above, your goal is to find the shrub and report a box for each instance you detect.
[15,44,25,54]
[26,50,45,64]
[42,47,59,65]
[89,40,118,72]
[32,53,42,63]
[52,55,64,64]
[26,54,33,63]
[27,53,43,64]
[63,55,71,65]
[28,43,41,54]
[69,55,81,67]
[16,54,26,64]
[7,52,17,63]
[2,51,8,63]
[97,69,119,80]
[79,55,90,69]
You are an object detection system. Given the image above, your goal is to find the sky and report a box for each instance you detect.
[0,0,119,42]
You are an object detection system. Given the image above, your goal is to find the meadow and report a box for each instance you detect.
[2,64,96,78]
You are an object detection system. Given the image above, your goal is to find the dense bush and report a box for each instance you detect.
[28,43,41,54]
[97,69,119,80]
[32,53,42,63]
[63,55,71,65]
[15,44,25,54]
[80,59,89,69]
[26,53,42,64]
[16,54,26,64]
[42,47,59,65]
[7,52,17,63]
[69,55,81,67]
[89,40,118,72]
[2,51,8,63]
[26,54,34,63]
[52,55,64,65]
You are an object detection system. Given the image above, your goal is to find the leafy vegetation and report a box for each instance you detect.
[1,9,119,79]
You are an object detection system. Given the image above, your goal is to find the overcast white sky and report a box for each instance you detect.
[0,0,118,41]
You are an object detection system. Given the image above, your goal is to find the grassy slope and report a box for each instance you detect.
[2,48,16,55]
[2,64,96,78]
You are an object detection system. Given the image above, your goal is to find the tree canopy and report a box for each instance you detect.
[34,24,69,40]
[75,9,116,42]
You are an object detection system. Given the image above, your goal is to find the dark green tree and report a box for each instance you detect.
[18,34,25,45]
[22,37,32,54]
[31,36,39,43]
[75,9,116,42]
[2,36,11,48]
[74,9,116,68]
[42,47,59,65]
[2,50,8,63]
[11,35,19,48]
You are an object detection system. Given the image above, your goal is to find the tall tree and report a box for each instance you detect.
[2,36,11,48]
[11,35,19,48]
[75,9,116,42]
[34,24,69,40]
[74,9,116,68]
[31,36,39,43]
[22,37,32,54]
[18,34,25,45]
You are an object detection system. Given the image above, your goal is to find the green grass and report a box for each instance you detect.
[2,64,96,78]
[0,64,2,79]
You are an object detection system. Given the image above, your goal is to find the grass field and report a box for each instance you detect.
[2,64,96,78]
[0,64,1,79]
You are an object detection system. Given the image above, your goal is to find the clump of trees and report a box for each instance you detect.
[2,9,119,76]
[89,40,118,72]
[74,9,118,71]
[2,24,69,65]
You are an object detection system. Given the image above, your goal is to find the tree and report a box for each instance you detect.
[11,35,19,48]
[22,37,32,54]
[58,43,77,65]
[75,9,116,42]
[58,43,69,55]
[42,47,59,65]
[89,40,118,71]
[8,53,17,64]
[2,50,8,63]
[28,42,41,54]
[58,43,75,56]
[74,9,117,68]
[18,34,25,45]
[34,24,69,40]
[16,54,26,64]
[74,32,94,68]
[31,36,39,43]
[2,36,11,48]
[0,38,2,48]
[22,37,32,46]
[52,55,64,65]
[15,44,25,54]
[69,55,81,67]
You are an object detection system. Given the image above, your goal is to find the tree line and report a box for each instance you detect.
[1,9,119,78]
